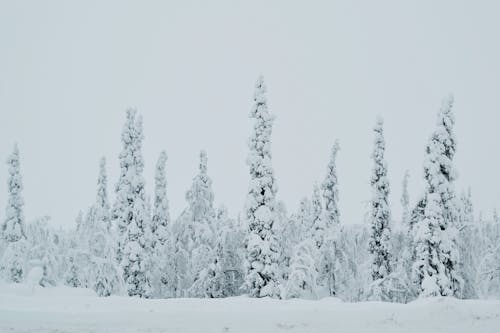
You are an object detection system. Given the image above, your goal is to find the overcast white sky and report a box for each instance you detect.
[0,0,499,228]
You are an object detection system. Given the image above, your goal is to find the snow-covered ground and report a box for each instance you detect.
[1,283,500,333]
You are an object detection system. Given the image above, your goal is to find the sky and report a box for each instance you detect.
[0,0,499,228]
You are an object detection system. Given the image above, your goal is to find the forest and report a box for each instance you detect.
[0,76,498,303]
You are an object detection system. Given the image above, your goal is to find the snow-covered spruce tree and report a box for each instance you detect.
[113,110,152,297]
[317,141,342,296]
[149,150,171,297]
[1,144,28,283]
[367,117,392,301]
[113,109,139,263]
[322,140,340,227]
[2,144,26,243]
[243,76,281,298]
[186,150,217,297]
[152,151,170,249]
[413,95,461,297]
[186,150,216,244]
[311,184,325,250]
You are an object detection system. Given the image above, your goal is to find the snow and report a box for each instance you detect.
[1,283,500,333]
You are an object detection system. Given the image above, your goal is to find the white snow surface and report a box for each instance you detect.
[1,283,500,333]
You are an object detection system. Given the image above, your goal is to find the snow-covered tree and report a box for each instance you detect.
[285,238,319,299]
[272,200,290,281]
[296,197,313,238]
[401,170,410,226]
[113,109,140,262]
[458,188,474,226]
[149,150,171,297]
[477,216,500,298]
[387,170,415,303]
[152,151,170,248]
[243,76,281,298]
[413,95,461,297]
[311,184,325,250]
[457,188,478,299]
[64,214,86,287]
[185,150,217,297]
[113,110,152,298]
[367,117,392,301]
[2,144,26,243]
[322,140,340,227]
[1,240,28,283]
[92,243,122,297]
[310,183,335,296]
[216,207,245,296]
[185,150,216,246]
[280,205,304,279]
[1,144,28,283]
[334,224,371,302]
[95,157,111,233]
[188,207,244,298]
[89,158,121,296]
[26,216,61,287]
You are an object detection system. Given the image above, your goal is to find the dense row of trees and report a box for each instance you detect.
[1,77,499,302]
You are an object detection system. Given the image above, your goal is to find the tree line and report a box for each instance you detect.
[1,76,498,302]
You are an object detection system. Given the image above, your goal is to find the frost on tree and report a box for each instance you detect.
[367,117,392,301]
[113,110,152,298]
[413,95,461,297]
[243,76,281,298]
[1,144,28,283]
[322,140,340,227]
